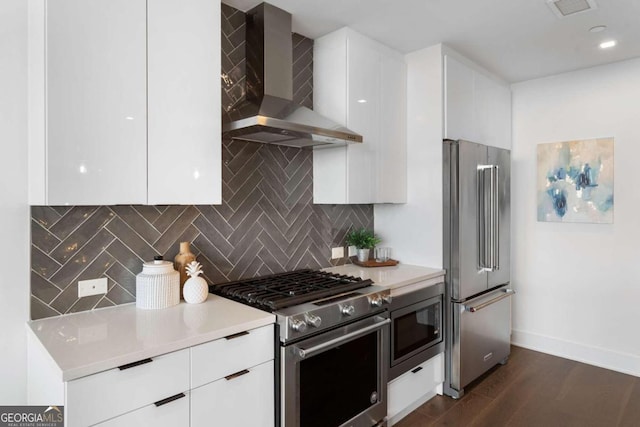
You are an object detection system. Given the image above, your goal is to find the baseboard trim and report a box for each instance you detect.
[512,329,640,378]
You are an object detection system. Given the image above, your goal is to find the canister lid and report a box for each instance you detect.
[141,258,175,275]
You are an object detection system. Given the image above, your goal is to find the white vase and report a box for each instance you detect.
[357,248,370,262]
[183,276,209,304]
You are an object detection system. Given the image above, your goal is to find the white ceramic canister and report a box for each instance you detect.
[136,258,180,309]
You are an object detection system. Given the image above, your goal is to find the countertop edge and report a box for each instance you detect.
[59,314,275,382]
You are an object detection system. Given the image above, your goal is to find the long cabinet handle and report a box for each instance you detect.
[118,358,153,370]
[224,331,249,340]
[154,393,186,407]
[225,369,250,381]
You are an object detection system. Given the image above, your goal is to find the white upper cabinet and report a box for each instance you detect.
[444,54,511,149]
[147,0,221,205]
[43,0,147,205]
[29,0,221,205]
[313,28,406,204]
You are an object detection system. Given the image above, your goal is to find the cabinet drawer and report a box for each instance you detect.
[191,360,274,427]
[66,349,189,427]
[388,353,443,420]
[95,391,189,427]
[191,324,274,388]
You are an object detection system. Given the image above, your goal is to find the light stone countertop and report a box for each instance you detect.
[323,263,445,292]
[28,295,275,381]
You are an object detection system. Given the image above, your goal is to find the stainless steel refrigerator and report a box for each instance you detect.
[443,139,515,399]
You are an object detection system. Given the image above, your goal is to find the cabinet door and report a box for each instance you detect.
[94,391,189,427]
[46,0,147,205]
[474,71,511,150]
[346,36,380,204]
[147,0,221,204]
[444,55,475,142]
[191,360,274,427]
[378,54,407,203]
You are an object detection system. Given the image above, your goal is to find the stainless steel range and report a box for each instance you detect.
[211,269,391,427]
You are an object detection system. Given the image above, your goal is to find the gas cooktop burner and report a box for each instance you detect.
[210,269,373,312]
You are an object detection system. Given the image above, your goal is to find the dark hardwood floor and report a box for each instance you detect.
[395,346,640,427]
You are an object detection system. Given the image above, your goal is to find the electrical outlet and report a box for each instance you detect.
[78,278,108,298]
[347,245,357,257]
[331,247,344,259]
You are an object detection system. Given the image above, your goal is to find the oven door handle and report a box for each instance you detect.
[294,318,391,359]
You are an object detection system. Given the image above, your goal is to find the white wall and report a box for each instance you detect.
[374,45,443,267]
[511,58,640,376]
[0,0,29,404]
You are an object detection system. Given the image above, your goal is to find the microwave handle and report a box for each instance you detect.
[294,318,390,359]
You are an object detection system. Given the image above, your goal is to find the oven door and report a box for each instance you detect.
[390,295,443,379]
[281,314,390,427]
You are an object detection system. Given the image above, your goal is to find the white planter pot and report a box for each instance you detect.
[357,248,370,262]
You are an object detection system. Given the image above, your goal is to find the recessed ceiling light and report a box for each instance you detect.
[589,25,607,33]
[599,40,617,49]
[357,99,367,103]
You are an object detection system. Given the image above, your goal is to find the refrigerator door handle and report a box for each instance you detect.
[466,289,515,313]
[478,165,492,271]
[492,165,500,271]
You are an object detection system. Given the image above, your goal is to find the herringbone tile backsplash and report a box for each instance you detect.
[30,3,374,320]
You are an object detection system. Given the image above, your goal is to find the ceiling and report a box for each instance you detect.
[223,0,640,83]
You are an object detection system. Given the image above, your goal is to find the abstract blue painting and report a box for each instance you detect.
[537,138,614,223]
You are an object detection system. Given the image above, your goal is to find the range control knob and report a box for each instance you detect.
[305,313,322,328]
[369,296,383,308]
[341,305,355,316]
[290,318,308,333]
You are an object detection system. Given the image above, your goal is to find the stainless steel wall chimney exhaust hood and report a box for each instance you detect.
[222,3,362,148]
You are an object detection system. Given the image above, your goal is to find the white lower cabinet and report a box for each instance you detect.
[95,392,189,427]
[388,353,444,426]
[66,349,190,427]
[37,324,275,426]
[191,360,274,427]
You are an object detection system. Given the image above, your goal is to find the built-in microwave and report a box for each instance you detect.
[389,281,445,380]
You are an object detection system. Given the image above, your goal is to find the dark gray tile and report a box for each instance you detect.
[75,251,115,283]
[31,296,61,320]
[31,206,62,229]
[152,206,187,233]
[192,215,233,254]
[257,230,289,267]
[49,229,115,289]
[227,206,262,247]
[110,205,161,244]
[49,206,98,240]
[49,207,115,264]
[105,262,137,296]
[228,238,263,280]
[31,246,61,279]
[195,206,234,237]
[106,284,135,305]
[132,205,162,224]
[227,220,263,266]
[67,294,103,314]
[193,234,233,274]
[31,220,62,254]
[227,187,263,230]
[31,271,61,304]
[197,252,229,285]
[50,206,72,216]
[152,206,200,254]
[94,297,115,309]
[105,239,144,275]
[105,217,157,263]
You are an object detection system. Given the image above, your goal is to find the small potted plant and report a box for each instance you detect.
[345,227,381,262]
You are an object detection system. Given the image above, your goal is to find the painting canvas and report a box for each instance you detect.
[537,137,614,223]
